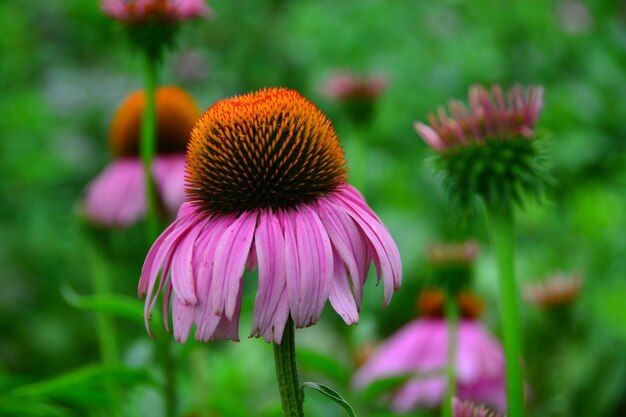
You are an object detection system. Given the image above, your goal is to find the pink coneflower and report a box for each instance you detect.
[139,88,402,344]
[84,86,200,227]
[523,272,584,309]
[323,71,388,102]
[353,295,506,413]
[427,241,480,266]
[453,397,504,417]
[415,85,543,153]
[101,0,211,23]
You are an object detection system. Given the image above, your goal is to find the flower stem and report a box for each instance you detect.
[442,293,459,417]
[486,206,525,417]
[140,54,160,242]
[273,317,304,417]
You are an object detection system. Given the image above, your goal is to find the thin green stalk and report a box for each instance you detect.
[159,335,177,417]
[486,206,525,417]
[85,237,121,417]
[140,55,160,242]
[273,317,304,417]
[442,293,459,417]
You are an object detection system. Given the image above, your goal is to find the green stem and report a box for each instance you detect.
[159,336,177,417]
[442,293,459,417]
[140,55,160,242]
[273,317,304,417]
[486,206,525,417]
[85,236,121,417]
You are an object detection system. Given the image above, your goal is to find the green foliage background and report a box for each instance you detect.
[0,0,625,416]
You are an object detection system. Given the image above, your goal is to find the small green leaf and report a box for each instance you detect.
[302,381,356,417]
[61,285,148,322]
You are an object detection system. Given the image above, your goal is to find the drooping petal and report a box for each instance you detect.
[328,252,359,325]
[330,185,402,306]
[84,158,145,227]
[153,155,187,214]
[169,219,205,305]
[251,211,289,342]
[211,211,258,319]
[283,206,333,328]
[316,199,369,306]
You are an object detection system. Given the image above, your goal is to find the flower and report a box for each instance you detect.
[84,86,200,227]
[415,85,543,153]
[427,241,480,266]
[523,272,584,308]
[101,0,210,23]
[323,71,388,102]
[414,84,547,210]
[352,318,506,413]
[139,88,402,343]
[452,397,504,417]
[101,0,211,60]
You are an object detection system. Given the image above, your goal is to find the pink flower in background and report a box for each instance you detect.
[101,0,211,23]
[414,84,544,152]
[353,318,506,413]
[452,397,504,417]
[524,271,584,309]
[84,86,201,227]
[323,71,388,102]
[139,88,402,343]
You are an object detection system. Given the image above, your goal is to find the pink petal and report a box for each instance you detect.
[283,206,333,328]
[153,155,187,214]
[251,211,290,342]
[414,122,446,151]
[84,158,145,227]
[211,211,258,319]
[316,199,368,306]
[330,185,402,306]
[328,252,359,325]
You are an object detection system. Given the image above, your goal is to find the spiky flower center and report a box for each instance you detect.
[186,88,348,214]
[109,86,200,157]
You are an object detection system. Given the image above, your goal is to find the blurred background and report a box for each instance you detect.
[1,0,625,416]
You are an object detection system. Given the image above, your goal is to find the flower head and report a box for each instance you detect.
[417,290,484,320]
[415,84,548,210]
[425,240,479,296]
[352,318,507,413]
[84,86,200,227]
[452,397,504,417]
[139,87,401,343]
[323,71,388,125]
[427,241,480,266]
[523,272,584,309]
[101,0,211,60]
[102,0,210,23]
[415,85,543,153]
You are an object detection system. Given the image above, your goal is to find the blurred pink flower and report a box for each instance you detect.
[84,156,186,227]
[453,397,503,417]
[323,71,388,102]
[101,0,211,23]
[353,319,506,413]
[415,84,543,152]
[139,88,402,344]
[83,87,200,227]
[524,271,584,308]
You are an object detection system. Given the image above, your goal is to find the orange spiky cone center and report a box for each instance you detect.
[108,86,201,157]
[186,87,348,215]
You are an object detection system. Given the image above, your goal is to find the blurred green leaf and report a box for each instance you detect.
[0,396,73,417]
[297,348,349,384]
[11,364,154,404]
[61,285,146,322]
[302,381,356,417]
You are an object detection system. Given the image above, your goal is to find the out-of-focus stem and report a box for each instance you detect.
[442,292,459,417]
[140,55,159,242]
[487,206,525,417]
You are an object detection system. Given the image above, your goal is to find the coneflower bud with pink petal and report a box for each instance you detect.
[101,0,211,60]
[415,84,548,210]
